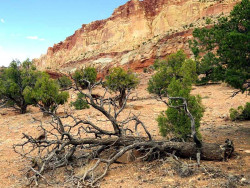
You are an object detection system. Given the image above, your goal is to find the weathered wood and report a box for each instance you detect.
[68,137,233,161]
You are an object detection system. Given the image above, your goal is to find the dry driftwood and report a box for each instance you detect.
[64,136,234,161]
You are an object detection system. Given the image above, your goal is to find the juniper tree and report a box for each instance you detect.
[105,67,139,107]
[0,59,42,113]
[189,0,250,92]
[57,75,72,90]
[72,67,97,89]
[24,75,69,113]
[148,50,204,140]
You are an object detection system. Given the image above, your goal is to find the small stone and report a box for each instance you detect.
[240,178,246,182]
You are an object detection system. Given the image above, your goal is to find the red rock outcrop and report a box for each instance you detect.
[35,0,239,73]
[45,70,65,79]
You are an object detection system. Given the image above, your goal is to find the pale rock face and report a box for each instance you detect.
[35,0,239,73]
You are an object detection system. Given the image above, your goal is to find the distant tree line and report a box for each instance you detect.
[0,60,140,115]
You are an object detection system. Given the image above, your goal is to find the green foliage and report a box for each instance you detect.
[148,51,204,140]
[148,50,197,96]
[106,67,139,92]
[105,67,139,107]
[71,93,90,110]
[190,0,250,92]
[156,79,204,140]
[242,102,250,120]
[205,17,212,24]
[58,75,72,89]
[229,102,250,121]
[24,75,69,113]
[0,59,42,113]
[195,52,223,84]
[229,108,241,121]
[73,67,97,89]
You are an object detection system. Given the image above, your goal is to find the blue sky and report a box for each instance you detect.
[0,0,128,67]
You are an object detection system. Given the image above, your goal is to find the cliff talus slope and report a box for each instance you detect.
[35,0,239,73]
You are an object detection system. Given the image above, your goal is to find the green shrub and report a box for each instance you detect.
[72,67,97,89]
[71,93,89,110]
[148,50,197,96]
[24,75,69,113]
[242,102,250,120]
[156,79,204,140]
[0,59,43,113]
[148,50,204,140]
[230,102,250,121]
[105,67,139,107]
[229,108,240,121]
[205,17,212,24]
[58,75,72,89]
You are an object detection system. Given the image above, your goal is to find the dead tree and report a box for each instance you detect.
[13,78,234,187]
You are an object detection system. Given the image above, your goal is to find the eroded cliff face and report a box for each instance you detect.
[35,0,239,73]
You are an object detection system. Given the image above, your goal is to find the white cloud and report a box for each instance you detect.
[1,18,5,23]
[26,36,45,41]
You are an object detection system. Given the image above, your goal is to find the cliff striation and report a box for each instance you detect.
[35,0,239,73]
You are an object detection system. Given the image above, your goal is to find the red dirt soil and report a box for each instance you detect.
[0,73,249,187]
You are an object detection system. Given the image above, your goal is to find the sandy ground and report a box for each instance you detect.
[0,73,249,188]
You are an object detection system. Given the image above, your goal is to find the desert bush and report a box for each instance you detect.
[229,102,250,121]
[105,67,139,107]
[156,79,204,140]
[0,59,43,113]
[71,93,89,110]
[205,17,212,24]
[148,50,204,140]
[24,75,69,113]
[58,75,72,89]
[148,50,198,96]
[72,67,97,89]
[143,67,148,73]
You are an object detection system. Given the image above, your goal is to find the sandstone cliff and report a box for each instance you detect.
[35,0,239,73]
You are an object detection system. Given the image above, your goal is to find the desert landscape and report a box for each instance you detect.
[0,73,249,187]
[0,0,249,187]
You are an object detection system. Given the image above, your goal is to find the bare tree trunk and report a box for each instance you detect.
[20,104,27,114]
[68,137,234,161]
[119,89,126,108]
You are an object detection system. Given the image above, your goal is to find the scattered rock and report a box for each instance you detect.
[240,178,246,183]
[240,177,250,185]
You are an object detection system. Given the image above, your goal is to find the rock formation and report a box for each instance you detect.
[35,0,239,74]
